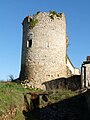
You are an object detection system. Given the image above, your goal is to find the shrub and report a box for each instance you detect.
[49,10,57,15]
[29,19,38,29]
[49,10,62,20]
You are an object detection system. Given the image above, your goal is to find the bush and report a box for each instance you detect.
[29,19,38,29]
[49,10,62,20]
[49,10,57,15]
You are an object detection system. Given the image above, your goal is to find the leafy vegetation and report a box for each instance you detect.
[0,82,38,119]
[29,18,38,29]
[0,82,77,119]
[49,10,62,20]
[49,11,57,15]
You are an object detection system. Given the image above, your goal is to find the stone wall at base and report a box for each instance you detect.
[43,75,81,91]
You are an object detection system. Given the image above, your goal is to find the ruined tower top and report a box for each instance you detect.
[22,11,66,24]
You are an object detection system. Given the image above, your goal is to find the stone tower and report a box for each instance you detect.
[19,11,67,89]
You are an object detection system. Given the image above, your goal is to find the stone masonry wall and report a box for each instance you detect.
[20,12,67,89]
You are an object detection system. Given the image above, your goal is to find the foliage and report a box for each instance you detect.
[49,10,62,20]
[29,18,38,29]
[49,10,57,15]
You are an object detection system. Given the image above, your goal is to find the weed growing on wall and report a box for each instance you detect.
[49,10,62,20]
[29,19,38,29]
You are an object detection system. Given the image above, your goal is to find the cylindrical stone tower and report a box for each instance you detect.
[19,12,67,89]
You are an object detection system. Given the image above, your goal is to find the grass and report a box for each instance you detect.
[0,81,38,120]
[0,82,77,120]
[48,89,77,103]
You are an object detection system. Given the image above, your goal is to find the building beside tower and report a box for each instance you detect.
[81,56,90,88]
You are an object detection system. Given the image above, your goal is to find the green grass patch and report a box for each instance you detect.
[48,89,77,103]
[0,82,77,119]
[0,82,38,119]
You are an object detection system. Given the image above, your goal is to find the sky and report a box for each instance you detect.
[0,0,90,80]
